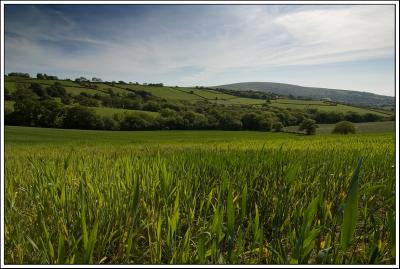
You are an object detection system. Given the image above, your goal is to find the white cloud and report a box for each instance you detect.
[5,5,395,92]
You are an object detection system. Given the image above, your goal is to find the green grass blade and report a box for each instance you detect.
[340,159,363,251]
[227,188,234,235]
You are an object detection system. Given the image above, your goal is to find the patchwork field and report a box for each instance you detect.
[4,126,396,264]
[4,77,393,118]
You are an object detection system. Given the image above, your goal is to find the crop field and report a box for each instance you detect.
[4,126,396,264]
[284,121,395,135]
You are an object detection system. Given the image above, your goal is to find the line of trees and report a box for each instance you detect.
[7,72,30,78]
[36,73,58,80]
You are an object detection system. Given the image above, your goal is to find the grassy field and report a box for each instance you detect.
[269,99,389,117]
[63,86,108,96]
[4,126,396,264]
[124,85,203,101]
[4,77,393,118]
[284,121,395,135]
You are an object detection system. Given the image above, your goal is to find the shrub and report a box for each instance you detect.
[299,119,318,135]
[332,121,356,134]
[273,122,284,132]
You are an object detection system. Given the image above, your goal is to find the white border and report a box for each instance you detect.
[0,1,399,268]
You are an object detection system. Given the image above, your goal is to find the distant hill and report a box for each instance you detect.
[214,82,394,107]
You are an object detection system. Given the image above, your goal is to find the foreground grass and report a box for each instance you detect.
[4,126,396,264]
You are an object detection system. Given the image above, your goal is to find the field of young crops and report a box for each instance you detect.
[4,126,396,264]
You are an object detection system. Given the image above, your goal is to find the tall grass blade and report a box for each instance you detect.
[340,159,362,251]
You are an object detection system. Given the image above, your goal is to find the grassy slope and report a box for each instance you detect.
[124,84,203,101]
[215,81,395,106]
[269,100,388,116]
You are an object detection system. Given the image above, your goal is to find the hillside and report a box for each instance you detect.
[4,75,394,132]
[215,82,394,107]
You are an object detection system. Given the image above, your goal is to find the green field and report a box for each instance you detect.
[284,121,395,135]
[124,85,203,101]
[4,126,396,264]
[269,99,389,117]
[179,87,238,100]
[63,86,107,96]
[4,77,393,118]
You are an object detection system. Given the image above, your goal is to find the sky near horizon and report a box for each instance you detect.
[4,4,395,96]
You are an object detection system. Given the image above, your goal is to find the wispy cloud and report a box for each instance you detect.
[4,5,395,95]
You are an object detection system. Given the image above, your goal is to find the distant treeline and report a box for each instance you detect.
[7,72,163,87]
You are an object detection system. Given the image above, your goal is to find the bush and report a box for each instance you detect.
[273,122,284,132]
[121,114,152,130]
[332,121,356,134]
[241,112,271,131]
[63,106,102,130]
[299,119,318,135]
[46,82,66,97]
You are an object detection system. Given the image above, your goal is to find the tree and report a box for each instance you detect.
[46,82,66,97]
[4,88,12,100]
[7,97,41,126]
[219,113,243,130]
[102,116,119,130]
[8,72,30,78]
[63,106,102,129]
[35,99,65,128]
[75,77,89,83]
[29,83,46,97]
[121,114,152,130]
[273,121,284,132]
[345,112,363,123]
[241,112,272,131]
[299,119,318,135]
[142,101,161,112]
[241,113,261,130]
[332,121,356,134]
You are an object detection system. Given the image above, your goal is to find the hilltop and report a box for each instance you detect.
[214,82,394,107]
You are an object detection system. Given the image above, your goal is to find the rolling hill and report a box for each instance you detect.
[214,82,394,107]
[4,76,393,120]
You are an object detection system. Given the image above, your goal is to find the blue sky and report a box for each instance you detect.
[5,4,395,96]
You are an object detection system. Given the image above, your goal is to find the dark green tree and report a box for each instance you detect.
[332,121,356,134]
[299,119,318,135]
